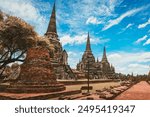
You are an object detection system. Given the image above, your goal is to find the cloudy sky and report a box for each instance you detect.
[0,0,150,75]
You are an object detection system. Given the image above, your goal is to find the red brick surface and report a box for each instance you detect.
[114,81,150,100]
[2,47,65,93]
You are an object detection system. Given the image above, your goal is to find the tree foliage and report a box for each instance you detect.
[0,11,38,77]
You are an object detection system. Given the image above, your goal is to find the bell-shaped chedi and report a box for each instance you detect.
[3,46,65,93]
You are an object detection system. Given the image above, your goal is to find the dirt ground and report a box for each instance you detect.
[66,82,120,93]
[114,81,150,100]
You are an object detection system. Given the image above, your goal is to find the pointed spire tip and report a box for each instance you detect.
[85,32,91,52]
[102,46,108,62]
[45,1,57,35]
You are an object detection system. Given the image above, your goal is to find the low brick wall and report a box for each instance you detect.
[0,90,81,100]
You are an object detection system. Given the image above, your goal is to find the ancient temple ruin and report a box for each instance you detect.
[44,3,76,80]
[0,47,65,93]
[76,33,97,78]
[76,33,116,79]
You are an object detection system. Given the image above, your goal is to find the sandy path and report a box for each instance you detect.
[115,81,150,100]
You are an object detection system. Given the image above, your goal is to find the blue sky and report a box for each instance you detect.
[0,0,150,75]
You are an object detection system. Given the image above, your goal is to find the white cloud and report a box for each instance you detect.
[68,51,77,57]
[126,23,133,29]
[0,0,38,21]
[127,64,149,75]
[118,23,133,34]
[135,35,148,44]
[143,39,150,46]
[128,63,148,69]
[86,16,102,25]
[67,51,83,69]
[60,34,109,46]
[0,0,48,35]
[57,0,124,32]
[108,53,122,59]
[102,6,147,31]
[60,35,87,46]
[138,18,150,29]
[108,52,150,75]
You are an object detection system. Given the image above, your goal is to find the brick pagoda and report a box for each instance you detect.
[2,46,65,93]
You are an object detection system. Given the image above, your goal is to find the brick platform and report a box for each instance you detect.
[0,90,81,100]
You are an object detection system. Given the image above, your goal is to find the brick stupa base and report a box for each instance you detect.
[0,47,65,93]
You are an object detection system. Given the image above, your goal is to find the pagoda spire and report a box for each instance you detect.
[85,32,92,52]
[102,46,108,62]
[45,1,57,36]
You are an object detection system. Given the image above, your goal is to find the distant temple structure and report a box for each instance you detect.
[76,33,116,79]
[44,3,76,79]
